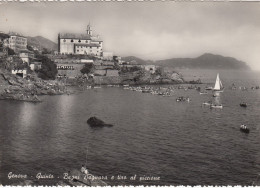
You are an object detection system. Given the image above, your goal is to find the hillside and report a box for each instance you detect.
[27,36,58,51]
[156,53,250,70]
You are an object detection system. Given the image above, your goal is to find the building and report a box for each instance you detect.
[11,69,27,78]
[8,32,27,53]
[58,24,103,56]
[19,50,35,64]
[30,61,42,71]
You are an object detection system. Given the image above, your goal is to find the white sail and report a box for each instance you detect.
[213,73,223,91]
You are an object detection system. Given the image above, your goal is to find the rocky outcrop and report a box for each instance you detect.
[87,117,113,127]
[0,69,66,102]
[92,70,185,85]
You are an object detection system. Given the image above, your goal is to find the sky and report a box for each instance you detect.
[0,2,260,70]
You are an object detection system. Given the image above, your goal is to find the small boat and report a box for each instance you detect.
[240,124,250,133]
[205,86,213,90]
[176,97,190,102]
[210,104,223,109]
[240,103,247,107]
[202,101,212,106]
[93,86,101,89]
[142,89,151,93]
[200,91,208,95]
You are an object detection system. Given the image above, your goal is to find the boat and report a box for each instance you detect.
[205,86,213,90]
[199,91,208,95]
[213,73,224,96]
[210,104,223,109]
[202,101,212,106]
[240,124,250,133]
[176,97,190,102]
[240,103,247,107]
[142,89,151,93]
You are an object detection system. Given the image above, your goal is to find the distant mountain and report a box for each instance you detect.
[27,36,58,51]
[156,53,250,70]
[121,56,153,65]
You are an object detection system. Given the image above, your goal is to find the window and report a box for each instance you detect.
[78,40,81,43]
[71,39,74,42]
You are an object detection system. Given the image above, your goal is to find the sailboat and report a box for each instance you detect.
[213,73,224,97]
[213,73,224,92]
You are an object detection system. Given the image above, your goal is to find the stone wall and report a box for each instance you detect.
[93,76,121,85]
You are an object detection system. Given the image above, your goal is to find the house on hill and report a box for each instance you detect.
[19,49,35,64]
[8,32,27,53]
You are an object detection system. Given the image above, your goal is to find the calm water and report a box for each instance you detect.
[1,70,260,186]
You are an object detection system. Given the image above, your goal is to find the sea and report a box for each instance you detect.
[0,69,260,186]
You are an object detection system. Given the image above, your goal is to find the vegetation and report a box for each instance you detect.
[42,48,52,55]
[7,47,15,55]
[36,55,57,80]
[80,63,94,74]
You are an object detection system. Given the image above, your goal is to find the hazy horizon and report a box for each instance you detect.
[0,2,260,70]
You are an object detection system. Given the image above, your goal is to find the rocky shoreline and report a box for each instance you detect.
[0,68,201,102]
[0,69,66,102]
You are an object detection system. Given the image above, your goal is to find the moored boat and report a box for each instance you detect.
[202,101,212,106]
[210,104,223,109]
[205,86,213,90]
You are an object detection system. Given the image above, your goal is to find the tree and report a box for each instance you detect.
[7,47,15,55]
[42,48,51,54]
[36,55,57,80]
[80,63,94,74]
[27,45,34,51]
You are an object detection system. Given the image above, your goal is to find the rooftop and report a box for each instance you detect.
[59,33,91,40]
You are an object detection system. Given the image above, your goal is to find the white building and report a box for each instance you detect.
[58,24,103,56]
[11,69,27,78]
[8,32,27,53]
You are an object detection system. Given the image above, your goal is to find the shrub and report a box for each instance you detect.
[36,55,57,80]
[81,63,94,74]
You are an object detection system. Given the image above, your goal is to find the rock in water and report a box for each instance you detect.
[87,117,113,127]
